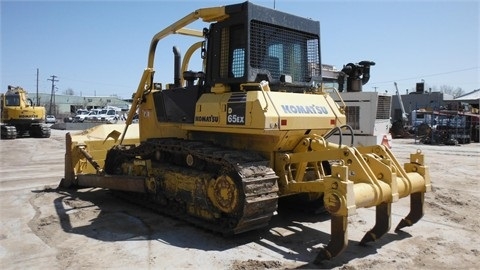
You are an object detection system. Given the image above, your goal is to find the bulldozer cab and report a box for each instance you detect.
[204,2,321,92]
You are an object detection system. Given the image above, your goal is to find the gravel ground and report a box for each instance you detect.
[1,129,479,269]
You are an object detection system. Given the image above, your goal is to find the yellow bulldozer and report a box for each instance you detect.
[59,2,431,263]
[1,85,51,139]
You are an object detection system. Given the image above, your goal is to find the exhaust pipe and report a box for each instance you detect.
[359,60,375,85]
[173,46,181,88]
[337,61,375,92]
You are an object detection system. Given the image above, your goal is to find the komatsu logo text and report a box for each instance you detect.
[19,114,39,118]
[195,115,219,123]
[281,104,328,114]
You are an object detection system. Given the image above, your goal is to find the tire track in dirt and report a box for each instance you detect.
[27,188,76,269]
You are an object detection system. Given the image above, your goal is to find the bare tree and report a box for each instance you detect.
[453,87,464,98]
[63,88,75,95]
[439,85,464,98]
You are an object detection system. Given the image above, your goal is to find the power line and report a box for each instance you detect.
[60,76,131,88]
[370,66,479,85]
[36,69,39,106]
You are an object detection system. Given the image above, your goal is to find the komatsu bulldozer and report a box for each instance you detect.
[60,2,431,263]
[1,85,51,139]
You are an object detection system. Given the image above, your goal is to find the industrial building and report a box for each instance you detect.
[391,91,453,121]
[29,93,132,119]
[391,83,479,123]
[454,89,480,111]
[390,84,480,143]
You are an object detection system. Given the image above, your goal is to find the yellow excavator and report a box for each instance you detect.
[1,85,51,139]
[59,2,431,263]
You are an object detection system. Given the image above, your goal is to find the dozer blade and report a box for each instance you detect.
[314,215,348,264]
[395,192,424,232]
[61,123,140,188]
[360,202,391,245]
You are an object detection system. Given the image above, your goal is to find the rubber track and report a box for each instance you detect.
[0,125,17,139]
[107,138,279,235]
[30,123,51,138]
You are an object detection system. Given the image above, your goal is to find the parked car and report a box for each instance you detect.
[45,115,56,124]
[96,108,119,124]
[85,107,120,124]
[132,113,139,123]
[76,109,100,122]
[76,109,88,115]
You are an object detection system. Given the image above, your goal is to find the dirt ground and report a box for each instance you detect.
[1,128,479,269]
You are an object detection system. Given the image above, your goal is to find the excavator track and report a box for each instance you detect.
[30,123,51,138]
[105,138,279,235]
[0,125,17,139]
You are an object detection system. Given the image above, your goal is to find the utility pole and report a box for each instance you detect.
[48,75,58,115]
[36,68,39,106]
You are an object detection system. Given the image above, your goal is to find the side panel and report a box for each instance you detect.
[194,91,345,133]
[331,92,393,147]
[2,104,46,124]
[267,92,342,131]
[333,92,392,134]
[137,90,189,142]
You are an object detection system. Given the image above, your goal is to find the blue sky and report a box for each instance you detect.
[1,0,479,99]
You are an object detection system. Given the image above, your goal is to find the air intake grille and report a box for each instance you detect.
[345,106,360,130]
[376,95,392,119]
[220,27,230,78]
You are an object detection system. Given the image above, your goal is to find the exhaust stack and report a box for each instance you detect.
[173,46,181,88]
